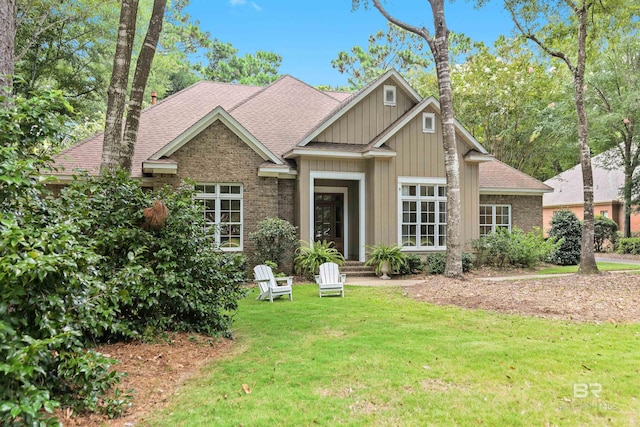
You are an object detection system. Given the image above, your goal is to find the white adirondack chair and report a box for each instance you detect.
[253,264,293,303]
[315,262,346,298]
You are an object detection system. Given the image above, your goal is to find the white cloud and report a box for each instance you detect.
[229,0,261,11]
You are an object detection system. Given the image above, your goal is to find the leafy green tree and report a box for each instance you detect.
[332,22,432,89]
[332,23,483,91]
[587,36,640,237]
[203,38,282,85]
[440,36,576,180]
[0,0,15,95]
[504,0,606,274]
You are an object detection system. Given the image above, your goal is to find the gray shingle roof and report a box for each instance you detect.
[543,150,626,206]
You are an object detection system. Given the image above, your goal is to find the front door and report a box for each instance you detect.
[314,193,344,255]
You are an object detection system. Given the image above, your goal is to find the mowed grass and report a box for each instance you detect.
[146,285,639,426]
[537,262,640,275]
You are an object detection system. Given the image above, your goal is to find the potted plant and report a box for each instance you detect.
[365,243,408,280]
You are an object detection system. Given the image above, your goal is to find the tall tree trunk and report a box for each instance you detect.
[623,148,633,238]
[429,0,462,278]
[101,0,139,173]
[574,4,598,274]
[508,0,598,274]
[0,0,15,98]
[121,0,167,172]
[372,0,463,277]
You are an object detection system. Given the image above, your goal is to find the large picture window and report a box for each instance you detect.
[195,184,243,250]
[399,180,447,250]
[479,205,511,236]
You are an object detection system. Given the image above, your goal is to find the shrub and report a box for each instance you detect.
[364,243,407,276]
[472,228,560,268]
[1,152,247,424]
[295,240,345,278]
[0,94,130,424]
[594,215,618,252]
[548,210,582,265]
[618,237,640,255]
[425,252,474,274]
[397,254,424,275]
[54,173,248,339]
[249,217,298,273]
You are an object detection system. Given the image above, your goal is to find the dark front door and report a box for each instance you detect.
[314,193,344,254]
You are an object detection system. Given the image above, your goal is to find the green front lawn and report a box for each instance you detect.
[537,262,640,275]
[147,285,638,426]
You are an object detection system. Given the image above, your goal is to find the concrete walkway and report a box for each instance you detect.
[344,254,640,287]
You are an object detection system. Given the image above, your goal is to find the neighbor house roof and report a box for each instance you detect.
[543,150,626,206]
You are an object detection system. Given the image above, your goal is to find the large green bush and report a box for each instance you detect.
[1,91,247,423]
[548,210,582,265]
[618,237,640,255]
[594,215,618,252]
[248,217,298,273]
[472,228,560,268]
[53,173,248,339]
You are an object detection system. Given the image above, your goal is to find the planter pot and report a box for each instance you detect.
[379,260,391,280]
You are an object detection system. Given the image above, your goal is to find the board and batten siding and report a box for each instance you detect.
[314,81,416,145]
[372,108,480,248]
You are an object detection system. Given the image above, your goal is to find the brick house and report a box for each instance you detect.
[52,70,551,261]
[543,150,640,234]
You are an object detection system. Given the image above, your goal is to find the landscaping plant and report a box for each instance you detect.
[594,215,618,252]
[295,240,345,278]
[617,237,640,255]
[426,252,473,274]
[548,210,582,265]
[0,91,248,424]
[472,227,560,268]
[248,217,298,273]
[364,243,408,275]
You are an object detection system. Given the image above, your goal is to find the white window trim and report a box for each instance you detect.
[479,204,511,236]
[309,171,366,262]
[422,112,435,133]
[397,177,448,251]
[195,183,243,251]
[383,85,397,106]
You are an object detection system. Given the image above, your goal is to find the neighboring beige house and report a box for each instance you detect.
[52,70,551,261]
[543,150,640,234]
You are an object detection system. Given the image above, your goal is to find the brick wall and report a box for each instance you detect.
[152,120,281,257]
[480,194,543,233]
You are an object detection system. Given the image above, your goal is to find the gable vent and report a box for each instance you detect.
[383,85,396,106]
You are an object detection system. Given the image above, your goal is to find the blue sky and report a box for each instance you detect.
[186,0,515,87]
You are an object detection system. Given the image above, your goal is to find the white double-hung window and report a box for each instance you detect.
[399,178,447,250]
[479,204,511,236]
[195,183,243,250]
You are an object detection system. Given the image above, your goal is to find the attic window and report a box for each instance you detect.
[422,112,435,133]
[383,85,396,106]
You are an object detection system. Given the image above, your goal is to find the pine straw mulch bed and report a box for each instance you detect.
[60,265,639,426]
[403,270,640,323]
[56,333,232,427]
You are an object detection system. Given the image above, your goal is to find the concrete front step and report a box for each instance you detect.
[341,261,376,277]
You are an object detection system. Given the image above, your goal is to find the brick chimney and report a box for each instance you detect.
[151,91,157,105]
